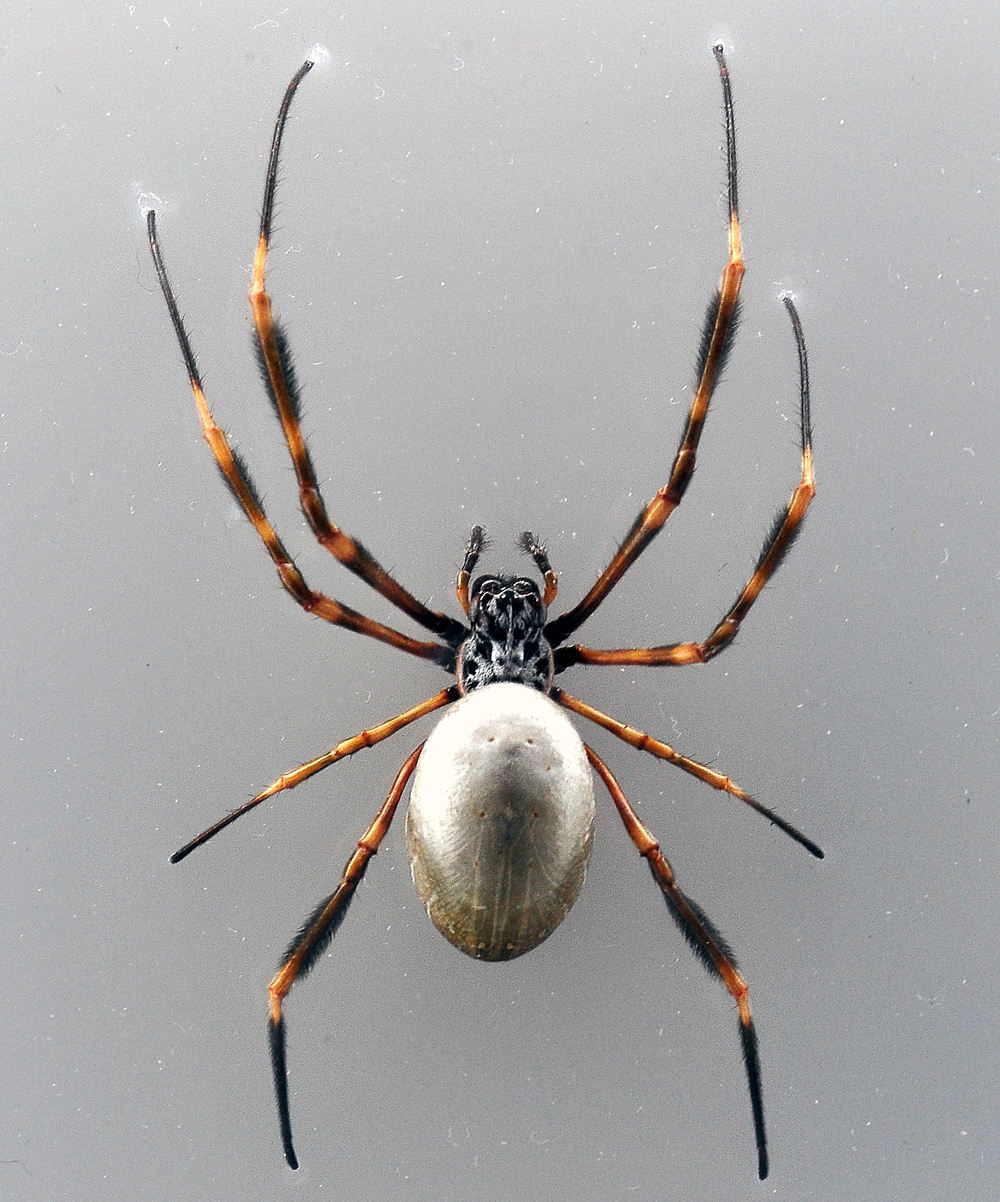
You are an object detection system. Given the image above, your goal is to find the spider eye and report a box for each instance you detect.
[513,578,538,598]
[471,575,503,600]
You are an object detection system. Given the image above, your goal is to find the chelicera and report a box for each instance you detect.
[147,44,821,1181]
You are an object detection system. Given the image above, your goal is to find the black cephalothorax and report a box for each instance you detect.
[456,574,554,694]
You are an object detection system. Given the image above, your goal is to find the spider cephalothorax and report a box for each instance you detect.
[456,572,554,694]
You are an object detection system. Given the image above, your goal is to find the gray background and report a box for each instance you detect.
[2,2,996,1200]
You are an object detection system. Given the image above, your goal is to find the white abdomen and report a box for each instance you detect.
[407,682,595,961]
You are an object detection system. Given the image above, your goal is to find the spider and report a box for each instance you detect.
[147,44,821,1181]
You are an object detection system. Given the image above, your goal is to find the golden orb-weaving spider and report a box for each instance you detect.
[147,44,821,1181]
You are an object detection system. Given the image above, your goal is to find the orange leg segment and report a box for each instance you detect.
[146,210,454,666]
[170,688,456,862]
[557,688,822,859]
[546,45,744,648]
[268,743,423,1169]
[586,743,768,1180]
[555,295,814,670]
[248,61,467,645]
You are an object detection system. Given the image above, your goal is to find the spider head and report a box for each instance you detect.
[456,574,554,694]
[470,574,545,633]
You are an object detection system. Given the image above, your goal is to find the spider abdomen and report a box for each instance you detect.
[406,682,594,961]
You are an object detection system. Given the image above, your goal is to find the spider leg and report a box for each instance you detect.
[147,210,455,667]
[268,743,423,1169]
[555,296,814,670]
[250,62,467,645]
[170,687,457,862]
[555,688,822,858]
[585,744,768,1180]
[546,45,744,649]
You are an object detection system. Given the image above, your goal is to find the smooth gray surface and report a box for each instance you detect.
[2,3,997,1199]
